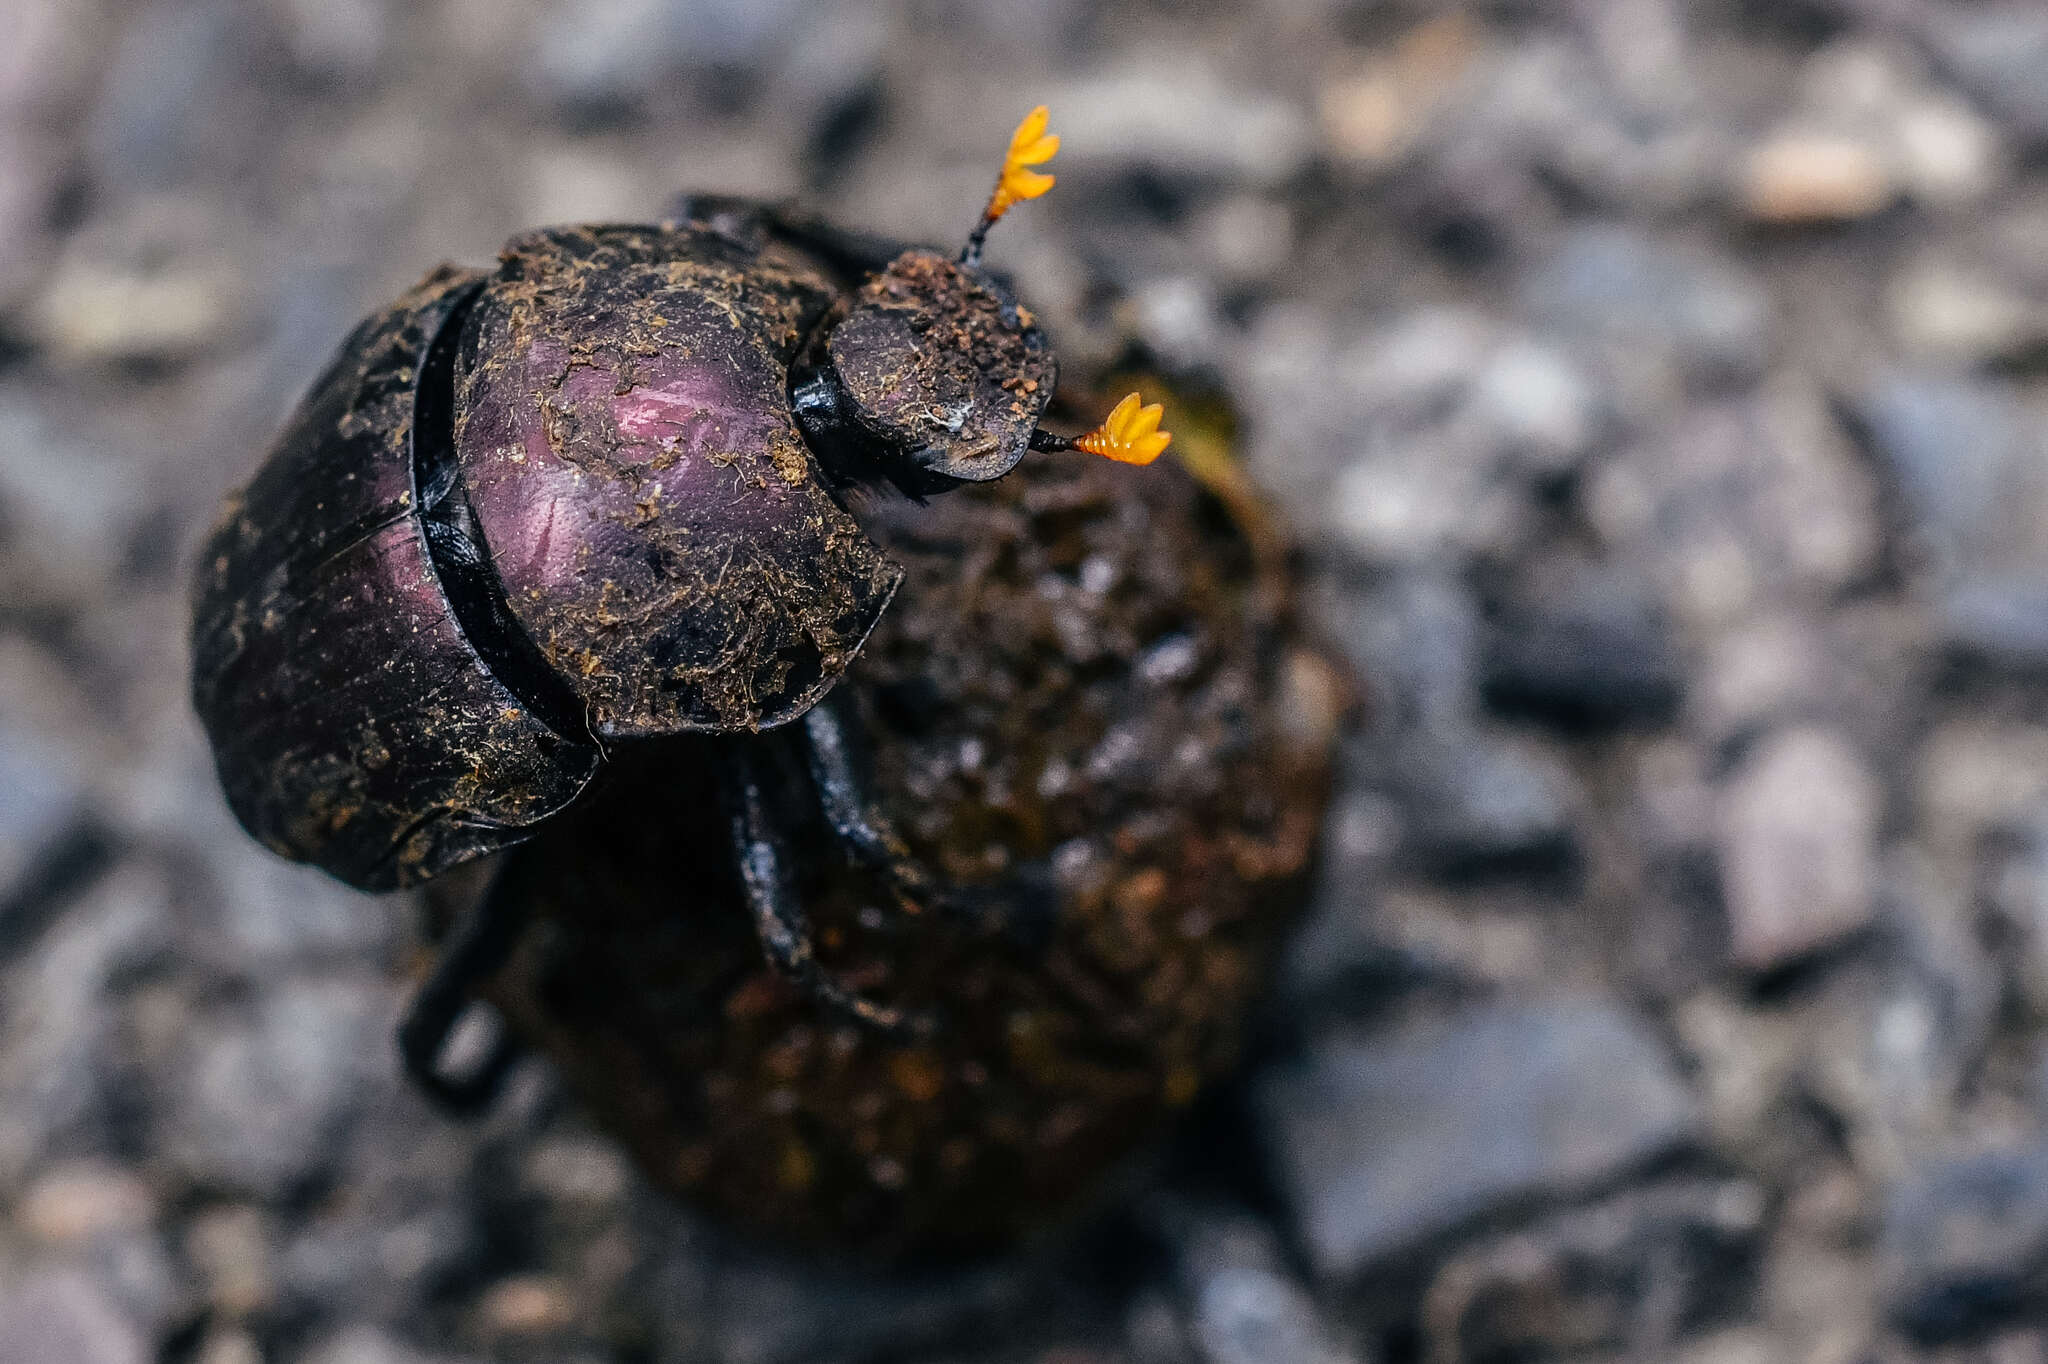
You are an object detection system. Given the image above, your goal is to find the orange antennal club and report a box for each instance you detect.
[962,106,1060,267]
[1029,392,1172,466]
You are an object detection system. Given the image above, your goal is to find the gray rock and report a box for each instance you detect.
[1842,375,2046,576]
[270,1052,489,1319]
[279,1200,477,1326]
[265,0,390,80]
[157,975,384,1200]
[1161,1207,1362,1364]
[0,1,117,308]
[1322,573,1480,735]
[295,1327,482,1364]
[1279,783,1411,1014]
[187,841,397,972]
[0,721,98,923]
[30,195,249,364]
[531,0,808,108]
[0,126,60,316]
[708,1263,1017,1364]
[1759,858,1998,1176]
[1983,806,2048,1017]
[1525,226,1773,394]
[0,1268,148,1364]
[1125,1289,1194,1364]
[88,1228,197,1344]
[1257,999,1699,1277]
[0,384,156,610]
[1938,579,2048,678]
[1924,7,2048,148]
[1241,306,1540,569]
[1421,1179,1766,1361]
[1130,275,1226,374]
[1469,337,1604,478]
[635,1219,1027,1364]
[1591,390,1880,623]
[1717,727,1881,972]
[1692,614,1837,745]
[1889,254,2048,366]
[192,1329,264,1364]
[1882,1143,2048,1343]
[1046,61,1314,186]
[83,0,243,188]
[528,0,674,107]
[0,0,107,127]
[0,862,169,1189]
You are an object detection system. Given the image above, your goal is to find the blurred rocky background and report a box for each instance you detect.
[5,0,2048,1359]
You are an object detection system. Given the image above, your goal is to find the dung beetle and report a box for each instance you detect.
[191,110,1181,1107]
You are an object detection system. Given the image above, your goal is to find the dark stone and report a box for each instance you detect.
[0,723,103,947]
[1256,1000,1699,1278]
[1883,1143,2048,1343]
[1481,606,1682,732]
[1419,1179,1766,1361]
[644,1231,1030,1364]
[1384,732,1582,879]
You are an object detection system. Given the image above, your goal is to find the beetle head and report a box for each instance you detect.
[792,106,1170,497]
[816,249,1054,490]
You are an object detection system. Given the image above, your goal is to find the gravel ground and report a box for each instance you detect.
[7,0,2048,1359]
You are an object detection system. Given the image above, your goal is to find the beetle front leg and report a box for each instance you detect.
[802,696,1058,950]
[397,858,530,1116]
[801,698,935,908]
[719,743,928,1036]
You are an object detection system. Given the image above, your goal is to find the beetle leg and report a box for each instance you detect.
[397,859,530,1116]
[801,698,935,909]
[720,743,929,1037]
[801,697,1058,950]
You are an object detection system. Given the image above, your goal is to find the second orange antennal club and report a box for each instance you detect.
[1029,392,1173,467]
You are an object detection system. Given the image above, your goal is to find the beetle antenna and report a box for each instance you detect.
[961,105,1059,269]
[1029,392,1172,466]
